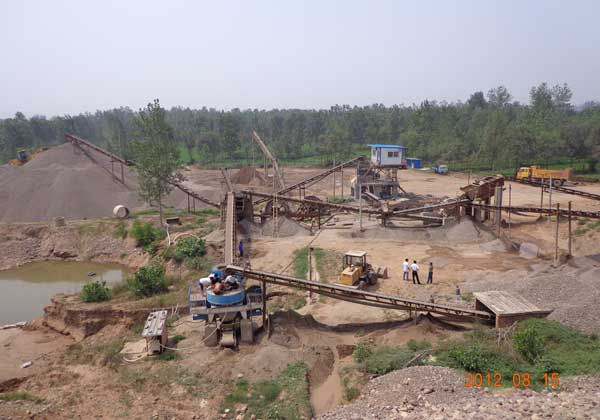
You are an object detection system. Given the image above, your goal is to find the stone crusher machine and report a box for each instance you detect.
[189,272,264,347]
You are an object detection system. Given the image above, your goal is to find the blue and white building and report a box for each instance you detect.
[368,144,406,167]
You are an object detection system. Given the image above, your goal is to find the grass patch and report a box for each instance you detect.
[76,221,108,236]
[431,319,600,388]
[326,196,353,205]
[353,342,421,375]
[292,247,310,279]
[574,219,600,236]
[63,338,125,369]
[0,392,45,403]
[292,246,341,283]
[157,349,180,361]
[114,220,128,239]
[220,362,311,420]
[192,208,219,217]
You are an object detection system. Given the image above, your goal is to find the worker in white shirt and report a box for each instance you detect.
[402,259,409,281]
[410,260,421,285]
[198,274,213,291]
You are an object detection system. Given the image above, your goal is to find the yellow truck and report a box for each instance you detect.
[515,165,572,186]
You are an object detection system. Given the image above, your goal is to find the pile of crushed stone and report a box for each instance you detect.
[344,219,494,244]
[462,256,600,333]
[230,166,268,186]
[259,217,310,237]
[319,365,600,419]
[0,143,191,223]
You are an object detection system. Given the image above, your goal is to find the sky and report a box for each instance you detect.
[1,0,600,118]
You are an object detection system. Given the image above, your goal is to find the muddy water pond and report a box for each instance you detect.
[0,261,127,325]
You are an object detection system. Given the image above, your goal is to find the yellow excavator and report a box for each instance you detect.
[8,148,47,167]
[339,251,378,289]
[9,149,30,166]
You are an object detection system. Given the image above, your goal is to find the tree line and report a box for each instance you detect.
[1,82,599,172]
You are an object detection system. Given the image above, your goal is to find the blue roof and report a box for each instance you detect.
[368,144,406,149]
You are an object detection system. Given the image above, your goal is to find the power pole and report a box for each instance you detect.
[554,203,560,264]
[568,201,572,257]
[508,184,512,239]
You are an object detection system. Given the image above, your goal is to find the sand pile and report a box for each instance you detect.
[230,166,268,186]
[260,217,310,237]
[463,256,600,333]
[0,143,190,223]
[343,219,494,243]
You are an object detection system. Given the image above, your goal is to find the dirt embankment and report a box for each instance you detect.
[43,294,151,341]
[0,220,147,271]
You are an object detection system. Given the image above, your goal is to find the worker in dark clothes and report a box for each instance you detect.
[427,262,433,284]
[238,240,244,258]
[410,260,420,284]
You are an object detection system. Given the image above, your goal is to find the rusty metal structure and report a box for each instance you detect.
[225,265,493,322]
[64,133,221,209]
[508,176,600,202]
[255,156,365,204]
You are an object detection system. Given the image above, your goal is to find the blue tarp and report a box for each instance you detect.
[368,144,406,149]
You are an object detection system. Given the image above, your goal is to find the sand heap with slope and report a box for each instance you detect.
[0,143,192,223]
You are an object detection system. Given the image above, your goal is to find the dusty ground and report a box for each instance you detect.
[2,160,600,419]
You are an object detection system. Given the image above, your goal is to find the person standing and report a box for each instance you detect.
[403,258,409,281]
[427,262,433,284]
[238,239,244,258]
[411,260,420,284]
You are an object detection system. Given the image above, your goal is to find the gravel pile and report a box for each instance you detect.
[462,256,600,333]
[231,166,268,185]
[319,366,600,420]
[0,143,190,223]
[260,217,310,237]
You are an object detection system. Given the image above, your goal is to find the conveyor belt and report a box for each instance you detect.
[224,192,236,265]
[255,156,365,204]
[246,190,384,215]
[508,177,600,202]
[469,202,600,219]
[225,265,494,322]
[65,133,221,209]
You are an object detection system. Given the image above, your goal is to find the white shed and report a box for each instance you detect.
[368,144,406,167]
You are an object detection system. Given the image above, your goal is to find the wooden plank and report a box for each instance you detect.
[473,291,549,316]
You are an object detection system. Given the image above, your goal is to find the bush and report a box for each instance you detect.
[448,343,487,372]
[127,263,168,298]
[130,220,165,252]
[184,256,212,271]
[81,280,111,302]
[353,343,417,375]
[407,339,432,352]
[353,342,373,363]
[173,237,206,262]
[514,326,545,363]
[364,346,415,375]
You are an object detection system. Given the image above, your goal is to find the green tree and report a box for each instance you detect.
[487,86,512,107]
[132,99,182,226]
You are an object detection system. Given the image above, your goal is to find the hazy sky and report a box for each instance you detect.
[2,0,599,118]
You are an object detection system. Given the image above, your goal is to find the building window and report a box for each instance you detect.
[387,151,393,157]
[393,151,399,157]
